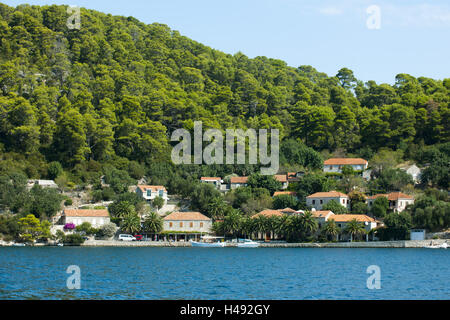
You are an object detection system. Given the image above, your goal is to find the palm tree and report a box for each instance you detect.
[121,212,141,234]
[266,216,280,240]
[207,197,228,220]
[299,212,318,241]
[113,201,135,219]
[212,220,225,236]
[143,211,163,234]
[281,215,302,242]
[222,209,242,238]
[345,219,366,242]
[253,215,268,240]
[240,217,255,239]
[322,219,340,242]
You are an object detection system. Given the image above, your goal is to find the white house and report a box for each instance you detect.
[311,210,335,225]
[398,164,422,183]
[27,179,58,189]
[323,158,368,173]
[306,191,350,210]
[200,177,222,189]
[367,192,414,213]
[274,175,289,189]
[62,209,110,227]
[163,211,212,233]
[136,185,169,205]
[230,176,248,189]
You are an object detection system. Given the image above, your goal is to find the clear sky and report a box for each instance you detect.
[2,0,450,84]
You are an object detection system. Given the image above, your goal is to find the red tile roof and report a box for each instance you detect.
[64,209,109,217]
[324,158,368,165]
[274,175,287,182]
[252,210,285,218]
[273,191,297,197]
[163,212,211,221]
[279,208,296,213]
[311,210,334,218]
[307,191,348,198]
[327,214,376,222]
[137,185,167,192]
[230,176,248,184]
[367,192,414,200]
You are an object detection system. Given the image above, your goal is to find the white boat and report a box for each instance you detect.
[190,236,225,247]
[423,242,448,249]
[237,239,259,248]
[12,243,26,247]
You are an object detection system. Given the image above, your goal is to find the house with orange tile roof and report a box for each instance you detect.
[62,209,110,227]
[309,211,377,241]
[327,214,377,236]
[323,158,368,173]
[200,177,222,189]
[273,191,297,199]
[136,185,168,205]
[163,211,212,233]
[366,192,414,212]
[230,176,248,189]
[306,191,350,210]
[274,174,289,189]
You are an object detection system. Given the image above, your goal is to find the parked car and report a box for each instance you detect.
[118,234,136,241]
[134,235,143,241]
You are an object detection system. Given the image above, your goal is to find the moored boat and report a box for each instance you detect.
[190,236,225,247]
[237,239,259,248]
[423,242,448,249]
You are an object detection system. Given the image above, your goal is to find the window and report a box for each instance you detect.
[169,222,173,227]
[159,190,164,197]
[320,200,323,204]
[180,222,183,227]
[329,166,332,170]
[200,222,203,228]
[147,190,152,197]
[190,222,193,228]
[312,200,316,204]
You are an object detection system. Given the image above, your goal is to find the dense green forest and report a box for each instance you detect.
[0,3,448,188]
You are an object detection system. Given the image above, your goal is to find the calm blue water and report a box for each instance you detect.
[0,247,449,300]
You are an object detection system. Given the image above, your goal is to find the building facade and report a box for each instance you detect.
[62,209,110,227]
[306,191,350,210]
[367,192,414,213]
[136,185,169,204]
[163,211,212,233]
[323,158,368,173]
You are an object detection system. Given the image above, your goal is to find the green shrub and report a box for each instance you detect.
[63,234,85,246]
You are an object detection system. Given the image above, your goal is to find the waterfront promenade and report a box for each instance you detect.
[78,239,447,248]
[1,239,447,248]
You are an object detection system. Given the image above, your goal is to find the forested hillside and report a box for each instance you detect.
[0,3,449,187]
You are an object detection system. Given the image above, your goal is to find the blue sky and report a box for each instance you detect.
[3,0,450,84]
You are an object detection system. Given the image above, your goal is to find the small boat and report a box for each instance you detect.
[57,243,64,247]
[190,236,225,247]
[12,243,26,247]
[237,239,259,248]
[423,242,448,249]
